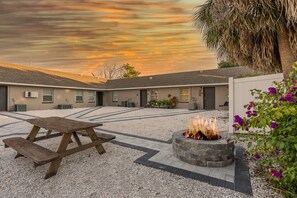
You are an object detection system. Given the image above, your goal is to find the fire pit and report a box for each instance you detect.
[172,116,234,167]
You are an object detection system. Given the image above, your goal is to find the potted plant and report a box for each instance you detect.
[170,96,178,108]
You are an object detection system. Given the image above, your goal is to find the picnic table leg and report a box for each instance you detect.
[44,133,72,179]
[86,128,106,154]
[73,132,82,146]
[15,125,40,158]
[26,125,41,141]
[45,130,52,137]
[46,129,73,143]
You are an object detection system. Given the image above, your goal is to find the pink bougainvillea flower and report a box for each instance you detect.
[291,87,297,91]
[269,168,283,180]
[246,101,256,110]
[226,138,230,144]
[234,115,244,126]
[254,153,260,160]
[252,111,257,116]
[280,97,286,101]
[268,87,277,95]
[232,124,240,131]
[280,92,296,103]
[270,121,278,129]
[246,110,257,117]
[274,147,281,154]
[246,110,252,117]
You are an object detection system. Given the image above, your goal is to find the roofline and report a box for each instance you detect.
[104,83,228,91]
[0,81,228,91]
[107,66,245,81]
[0,81,103,91]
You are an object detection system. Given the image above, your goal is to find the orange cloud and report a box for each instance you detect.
[119,51,135,56]
[1,0,217,77]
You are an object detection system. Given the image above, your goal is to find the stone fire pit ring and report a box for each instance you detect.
[172,130,234,167]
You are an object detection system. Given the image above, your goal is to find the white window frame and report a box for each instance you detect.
[88,91,95,103]
[76,90,84,103]
[180,88,189,102]
[112,91,118,102]
[43,88,53,102]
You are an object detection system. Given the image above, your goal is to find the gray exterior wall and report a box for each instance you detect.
[103,85,228,110]
[104,90,140,107]
[7,85,97,111]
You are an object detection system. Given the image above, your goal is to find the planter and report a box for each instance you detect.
[172,130,234,167]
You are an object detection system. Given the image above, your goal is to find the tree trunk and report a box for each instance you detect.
[277,26,296,78]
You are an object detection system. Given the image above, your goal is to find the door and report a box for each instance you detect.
[203,87,215,110]
[140,90,147,107]
[0,86,7,111]
[96,92,103,106]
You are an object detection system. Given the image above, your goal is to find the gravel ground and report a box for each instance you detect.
[82,107,229,141]
[0,107,283,197]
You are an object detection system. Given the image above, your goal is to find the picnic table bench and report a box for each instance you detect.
[2,117,115,179]
[3,137,59,165]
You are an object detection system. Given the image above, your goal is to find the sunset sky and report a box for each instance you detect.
[0,0,218,76]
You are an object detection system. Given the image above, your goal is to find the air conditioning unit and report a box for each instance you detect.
[24,91,39,98]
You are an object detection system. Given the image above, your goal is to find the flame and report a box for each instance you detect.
[186,116,220,140]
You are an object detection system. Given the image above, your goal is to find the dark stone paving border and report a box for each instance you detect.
[11,112,40,118]
[0,113,37,121]
[96,128,172,144]
[110,140,252,196]
[82,108,136,119]
[89,108,143,121]
[0,121,23,129]
[97,110,203,123]
[64,107,99,118]
[75,107,103,118]
[98,110,199,121]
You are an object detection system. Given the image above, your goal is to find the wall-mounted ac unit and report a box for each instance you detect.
[24,91,39,98]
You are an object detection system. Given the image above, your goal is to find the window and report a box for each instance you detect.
[180,88,189,102]
[150,89,158,101]
[76,90,83,103]
[88,91,95,102]
[43,88,53,102]
[112,91,118,102]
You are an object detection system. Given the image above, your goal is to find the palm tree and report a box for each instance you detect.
[193,0,297,78]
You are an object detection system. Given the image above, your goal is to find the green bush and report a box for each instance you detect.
[233,64,297,197]
[147,99,172,108]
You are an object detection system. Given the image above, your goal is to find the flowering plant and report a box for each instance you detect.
[233,63,297,196]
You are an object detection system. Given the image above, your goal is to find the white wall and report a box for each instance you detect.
[228,73,283,132]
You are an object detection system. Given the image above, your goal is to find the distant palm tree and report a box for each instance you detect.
[193,0,297,78]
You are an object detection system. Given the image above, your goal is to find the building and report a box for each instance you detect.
[0,63,255,111]
[0,63,106,111]
[103,67,254,109]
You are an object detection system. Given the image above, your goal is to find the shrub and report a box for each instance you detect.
[233,64,297,197]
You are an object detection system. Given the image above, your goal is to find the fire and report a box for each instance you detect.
[184,116,220,140]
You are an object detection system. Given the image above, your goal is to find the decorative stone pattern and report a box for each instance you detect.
[172,130,234,167]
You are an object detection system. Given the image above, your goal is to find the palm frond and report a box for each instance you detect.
[192,0,297,73]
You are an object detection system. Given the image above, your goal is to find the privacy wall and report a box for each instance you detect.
[228,73,283,132]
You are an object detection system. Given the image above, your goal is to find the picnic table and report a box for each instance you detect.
[3,117,115,179]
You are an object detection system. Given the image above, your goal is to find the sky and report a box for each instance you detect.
[0,0,218,76]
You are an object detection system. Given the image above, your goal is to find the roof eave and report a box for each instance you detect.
[104,82,228,91]
[0,81,105,91]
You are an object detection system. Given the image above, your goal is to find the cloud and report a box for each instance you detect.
[119,51,136,56]
[0,0,217,76]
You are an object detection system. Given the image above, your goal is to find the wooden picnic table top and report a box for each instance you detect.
[26,117,103,133]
